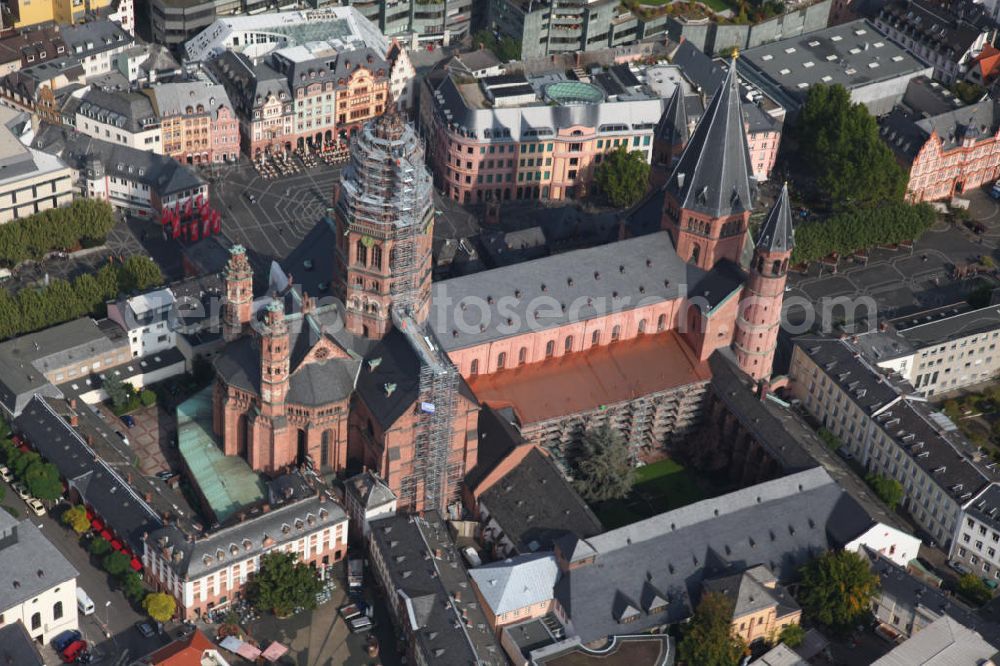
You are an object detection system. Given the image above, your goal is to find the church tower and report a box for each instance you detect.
[333,108,434,340]
[223,244,253,342]
[733,183,794,381]
[661,57,756,270]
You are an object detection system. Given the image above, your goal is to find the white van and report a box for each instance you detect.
[76,588,95,615]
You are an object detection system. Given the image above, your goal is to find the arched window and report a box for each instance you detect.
[372,244,383,269]
[781,259,789,274]
[611,325,621,342]
[690,244,701,265]
[356,240,368,266]
[657,314,667,332]
[545,340,555,358]
[321,430,332,467]
[518,347,527,365]
[564,336,573,352]
[497,352,506,370]
[638,319,647,335]
[772,260,781,275]
[470,359,479,375]
[31,612,40,630]
[53,601,63,620]
[592,330,601,345]
[755,255,764,273]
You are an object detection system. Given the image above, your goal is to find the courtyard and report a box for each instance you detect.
[592,457,730,529]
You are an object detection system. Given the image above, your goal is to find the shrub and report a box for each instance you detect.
[140,390,156,407]
[88,537,111,557]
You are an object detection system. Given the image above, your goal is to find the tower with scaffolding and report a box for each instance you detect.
[333,107,434,340]
[336,110,466,514]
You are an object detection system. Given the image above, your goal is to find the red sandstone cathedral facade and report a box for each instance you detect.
[210,62,793,513]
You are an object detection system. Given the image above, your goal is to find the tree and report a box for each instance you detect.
[958,573,993,606]
[143,592,176,623]
[570,425,636,503]
[24,460,62,501]
[61,505,91,534]
[140,390,157,407]
[121,572,147,603]
[595,146,651,208]
[102,551,131,577]
[677,591,746,666]
[104,373,132,411]
[119,256,163,293]
[794,84,907,207]
[865,473,903,510]
[88,537,112,557]
[778,622,806,647]
[471,30,521,62]
[246,551,324,617]
[791,202,934,265]
[798,550,879,629]
[11,450,39,478]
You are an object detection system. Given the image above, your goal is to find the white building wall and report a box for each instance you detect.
[845,523,922,568]
[1,576,78,643]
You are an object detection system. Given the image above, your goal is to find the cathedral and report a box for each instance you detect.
[209,58,794,514]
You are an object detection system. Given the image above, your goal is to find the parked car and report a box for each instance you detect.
[0,465,11,482]
[52,630,82,652]
[115,431,129,446]
[339,603,361,621]
[135,621,156,638]
[26,498,45,516]
[991,181,1000,199]
[121,415,135,428]
[462,547,482,568]
[12,482,29,500]
[155,470,176,481]
[349,616,373,633]
[61,640,87,663]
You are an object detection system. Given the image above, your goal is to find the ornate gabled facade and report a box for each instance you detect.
[662,57,757,271]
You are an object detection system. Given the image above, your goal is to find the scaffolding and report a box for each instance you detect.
[391,312,460,513]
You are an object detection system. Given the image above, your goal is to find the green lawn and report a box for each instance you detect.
[593,458,716,529]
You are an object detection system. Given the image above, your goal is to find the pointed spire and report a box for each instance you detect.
[656,86,689,147]
[757,182,794,253]
[666,58,755,219]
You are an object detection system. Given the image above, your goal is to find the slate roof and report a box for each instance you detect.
[469,553,560,617]
[702,564,800,619]
[75,87,157,133]
[0,316,121,415]
[655,86,689,147]
[147,492,347,579]
[665,57,756,221]
[214,303,361,406]
[429,231,736,352]
[354,324,477,429]
[757,182,794,254]
[892,302,1000,348]
[34,123,204,198]
[876,0,990,60]
[368,511,505,664]
[0,622,44,666]
[673,40,725,94]
[864,548,1000,647]
[479,448,602,553]
[345,471,396,510]
[872,615,1000,665]
[552,467,875,643]
[880,98,999,163]
[208,50,291,116]
[795,337,997,502]
[465,405,527,492]
[0,510,78,613]
[15,396,163,552]
[143,81,233,120]
[61,18,132,57]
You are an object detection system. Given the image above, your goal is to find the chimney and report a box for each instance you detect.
[69,414,78,427]
[69,398,77,409]
[144,492,152,502]
[86,434,93,445]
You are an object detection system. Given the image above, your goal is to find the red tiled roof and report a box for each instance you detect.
[975,44,1000,80]
[468,331,712,425]
[144,630,215,666]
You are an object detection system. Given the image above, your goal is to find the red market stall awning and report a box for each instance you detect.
[110,540,123,552]
[100,529,113,542]
[129,558,142,572]
[85,510,94,521]
[90,519,103,531]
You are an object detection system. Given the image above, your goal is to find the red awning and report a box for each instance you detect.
[110,540,123,552]
[129,558,142,572]
[90,519,103,531]
[122,549,134,559]
[100,529,113,541]
[85,510,94,521]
